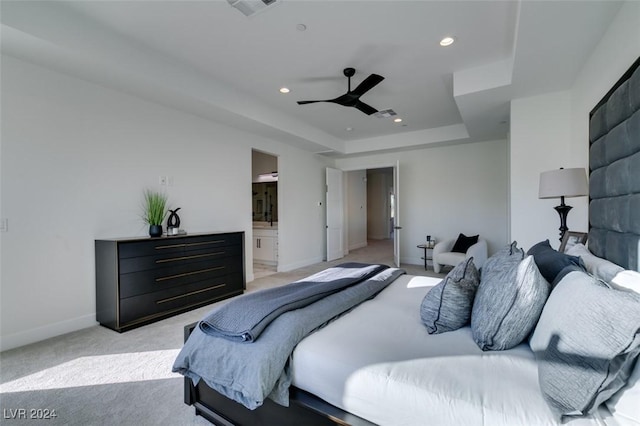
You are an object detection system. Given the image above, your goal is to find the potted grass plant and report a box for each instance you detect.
[142,189,168,237]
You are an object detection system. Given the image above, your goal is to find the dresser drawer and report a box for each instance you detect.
[96,231,245,332]
[119,272,243,325]
[118,233,242,259]
[119,244,241,274]
[119,256,242,298]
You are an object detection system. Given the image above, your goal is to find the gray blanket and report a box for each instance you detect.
[199,262,387,342]
[173,267,405,410]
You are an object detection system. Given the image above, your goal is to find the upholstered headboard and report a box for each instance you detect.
[588,57,640,271]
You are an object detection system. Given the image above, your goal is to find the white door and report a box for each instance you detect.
[326,167,344,261]
[393,161,401,267]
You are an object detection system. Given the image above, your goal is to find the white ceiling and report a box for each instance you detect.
[0,0,623,156]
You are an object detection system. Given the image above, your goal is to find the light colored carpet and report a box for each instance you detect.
[0,240,442,425]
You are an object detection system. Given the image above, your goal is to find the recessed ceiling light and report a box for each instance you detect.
[394,118,402,123]
[345,127,354,132]
[296,24,307,32]
[440,36,455,47]
[279,87,290,94]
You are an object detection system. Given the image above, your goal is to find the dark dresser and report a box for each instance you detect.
[95,231,245,332]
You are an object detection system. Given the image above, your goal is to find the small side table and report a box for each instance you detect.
[417,244,434,270]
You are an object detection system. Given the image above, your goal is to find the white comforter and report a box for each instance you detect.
[291,275,616,426]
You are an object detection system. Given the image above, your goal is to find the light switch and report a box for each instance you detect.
[0,218,8,232]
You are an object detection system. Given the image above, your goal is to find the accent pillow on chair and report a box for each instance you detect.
[451,233,479,253]
[433,236,488,274]
[420,257,480,334]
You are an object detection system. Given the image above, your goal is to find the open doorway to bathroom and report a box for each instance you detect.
[252,150,278,279]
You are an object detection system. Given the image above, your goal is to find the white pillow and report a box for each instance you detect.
[605,356,640,425]
[565,243,624,282]
[605,269,640,424]
[610,270,640,294]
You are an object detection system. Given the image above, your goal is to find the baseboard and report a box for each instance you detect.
[348,241,367,251]
[402,256,424,266]
[278,256,324,272]
[0,313,97,352]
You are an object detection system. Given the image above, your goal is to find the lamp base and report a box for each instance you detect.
[554,196,572,242]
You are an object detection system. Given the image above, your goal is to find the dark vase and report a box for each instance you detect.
[149,224,163,237]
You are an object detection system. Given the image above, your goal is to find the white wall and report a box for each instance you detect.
[570,1,640,172]
[336,139,509,265]
[510,91,576,250]
[0,55,330,350]
[509,1,640,251]
[345,170,367,251]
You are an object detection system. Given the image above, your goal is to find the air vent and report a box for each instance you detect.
[373,109,397,118]
[227,0,279,17]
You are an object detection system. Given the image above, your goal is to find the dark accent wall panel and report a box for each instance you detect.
[588,56,640,271]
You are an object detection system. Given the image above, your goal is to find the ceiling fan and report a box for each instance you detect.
[297,68,385,115]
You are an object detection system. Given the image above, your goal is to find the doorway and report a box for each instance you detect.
[343,166,397,265]
[251,150,278,279]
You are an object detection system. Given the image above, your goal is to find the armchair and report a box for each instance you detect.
[433,237,488,273]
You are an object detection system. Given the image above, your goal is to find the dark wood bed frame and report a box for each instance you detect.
[183,323,375,426]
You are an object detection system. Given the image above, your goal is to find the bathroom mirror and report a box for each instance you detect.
[252,182,278,223]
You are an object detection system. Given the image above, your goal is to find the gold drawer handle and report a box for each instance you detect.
[155,240,226,250]
[155,251,225,264]
[156,284,226,304]
[155,266,225,282]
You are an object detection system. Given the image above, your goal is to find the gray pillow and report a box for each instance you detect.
[420,257,480,334]
[530,271,640,419]
[527,239,585,285]
[471,252,550,351]
[483,240,524,270]
[566,243,624,282]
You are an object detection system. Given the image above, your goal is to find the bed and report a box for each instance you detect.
[174,57,640,426]
[175,260,639,426]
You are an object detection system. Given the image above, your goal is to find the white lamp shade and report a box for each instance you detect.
[539,168,588,199]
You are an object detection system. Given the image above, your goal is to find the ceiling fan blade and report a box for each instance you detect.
[354,101,378,115]
[299,93,349,106]
[350,74,384,97]
[297,100,327,105]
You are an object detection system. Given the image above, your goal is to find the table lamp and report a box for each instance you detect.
[538,167,588,242]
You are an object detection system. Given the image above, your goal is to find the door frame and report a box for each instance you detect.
[326,167,344,262]
[337,162,401,267]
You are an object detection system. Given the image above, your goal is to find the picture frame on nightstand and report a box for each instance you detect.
[559,231,588,253]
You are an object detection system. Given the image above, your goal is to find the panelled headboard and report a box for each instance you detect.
[588,56,640,271]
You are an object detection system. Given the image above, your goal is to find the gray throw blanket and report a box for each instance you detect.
[199,262,388,342]
[173,267,405,410]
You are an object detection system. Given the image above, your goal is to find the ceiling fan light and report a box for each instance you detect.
[440,36,455,47]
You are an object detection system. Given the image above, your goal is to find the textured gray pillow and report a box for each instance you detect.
[420,257,480,334]
[530,271,640,419]
[471,252,550,351]
[566,243,624,283]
